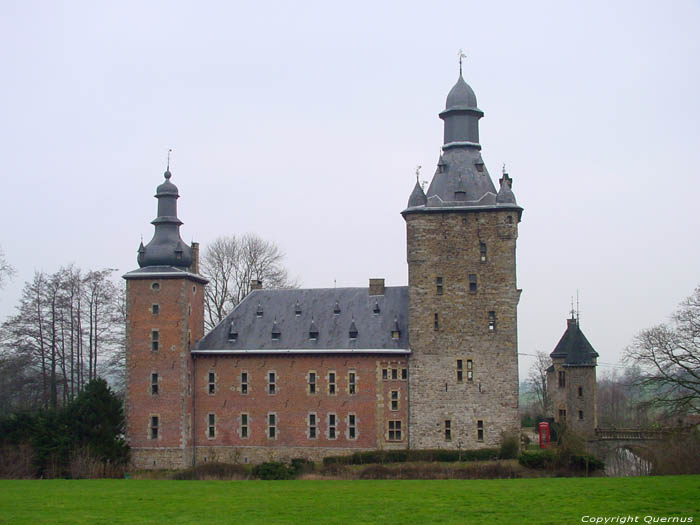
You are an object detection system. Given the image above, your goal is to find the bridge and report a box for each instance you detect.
[588,427,690,475]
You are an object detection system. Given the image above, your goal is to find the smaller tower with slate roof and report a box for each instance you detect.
[546,316,599,437]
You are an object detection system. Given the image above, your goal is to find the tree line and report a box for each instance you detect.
[0,266,125,414]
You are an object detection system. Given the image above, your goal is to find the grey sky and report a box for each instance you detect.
[1,0,698,380]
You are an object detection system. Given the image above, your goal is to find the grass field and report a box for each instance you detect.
[0,476,698,524]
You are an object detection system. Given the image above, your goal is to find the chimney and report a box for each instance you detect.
[369,278,385,296]
[190,242,200,274]
[250,279,263,291]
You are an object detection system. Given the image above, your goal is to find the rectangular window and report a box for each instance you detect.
[152,304,159,315]
[457,360,463,382]
[328,413,336,439]
[488,311,496,332]
[558,371,566,388]
[308,413,317,439]
[308,371,316,394]
[578,386,583,397]
[434,313,439,331]
[151,373,159,395]
[151,330,159,351]
[469,274,477,293]
[268,413,276,439]
[208,413,216,439]
[240,371,248,395]
[348,414,357,440]
[391,368,398,380]
[480,242,487,262]
[268,371,276,394]
[382,368,388,380]
[444,420,452,441]
[390,390,399,411]
[578,410,584,421]
[401,368,408,380]
[559,409,567,421]
[241,413,249,439]
[467,359,473,381]
[150,416,159,440]
[477,420,484,442]
[208,372,216,394]
[388,420,402,441]
[436,276,443,295]
[328,372,336,395]
[349,371,356,395]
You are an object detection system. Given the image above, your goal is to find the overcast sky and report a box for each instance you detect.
[1,0,698,380]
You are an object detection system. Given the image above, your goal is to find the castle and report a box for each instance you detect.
[124,69,525,469]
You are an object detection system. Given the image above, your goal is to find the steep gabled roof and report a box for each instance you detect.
[550,317,599,366]
[195,286,409,354]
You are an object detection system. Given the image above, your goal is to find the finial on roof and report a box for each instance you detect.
[165,148,172,178]
[415,165,422,183]
[502,163,507,175]
[458,49,466,77]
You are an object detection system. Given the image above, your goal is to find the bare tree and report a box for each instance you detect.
[200,234,298,330]
[0,266,123,411]
[0,246,16,291]
[527,350,552,417]
[624,285,700,414]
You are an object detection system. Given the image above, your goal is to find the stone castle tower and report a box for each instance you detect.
[402,71,523,448]
[547,316,599,437]
[123,169,207,468]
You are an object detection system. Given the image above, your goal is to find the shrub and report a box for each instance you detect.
[568,454,604,472]
[172,462,250,480]
[518,450,556,469]
[252,461,293,480]
[499,435,520,459]
[289,458,315,476]
[322,448,500,466]
[359,465,392,479]
[319,463,349,477]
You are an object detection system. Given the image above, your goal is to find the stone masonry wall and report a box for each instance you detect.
[548,359,598,438]
[405,210,521,449]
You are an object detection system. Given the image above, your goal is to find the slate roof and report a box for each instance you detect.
[122,265,208,284]
[550,318,599,366]
[195,286,409,354]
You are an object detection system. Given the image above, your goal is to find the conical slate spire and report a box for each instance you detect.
[138,168,193,269]
[407,179,427,208]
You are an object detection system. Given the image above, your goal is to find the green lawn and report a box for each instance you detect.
[0,476,698,524]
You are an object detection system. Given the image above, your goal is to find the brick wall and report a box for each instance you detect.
[125,274,205,469]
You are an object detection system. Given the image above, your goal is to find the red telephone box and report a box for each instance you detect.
[538,422,550,448]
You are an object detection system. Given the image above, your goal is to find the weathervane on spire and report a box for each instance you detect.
[458,49,467,76]
[415,165,422,182]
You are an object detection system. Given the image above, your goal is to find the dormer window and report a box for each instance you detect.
[271,320,281,341]
[333,302,341,314]
[294,301,302,316]
[391,318,401,340]
[475,160,484,173]
[228,326,238,342]
[349,320,358,340]
[256,304,263,318]
[309,319,319,341]
[373,301,381,315]
[454,191,466,201]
